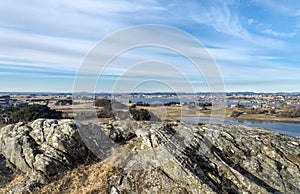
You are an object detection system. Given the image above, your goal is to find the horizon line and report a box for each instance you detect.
[1,91,300,94]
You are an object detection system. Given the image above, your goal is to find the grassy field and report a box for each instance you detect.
[138,105,300,122]
[52,102,300,123]
[236,113,300,122]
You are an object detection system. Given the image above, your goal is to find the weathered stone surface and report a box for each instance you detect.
[107,120,137,143]
[106,120,300,194]
[0,119,89,187]
[1,119,300,193]
[0,154,15,188]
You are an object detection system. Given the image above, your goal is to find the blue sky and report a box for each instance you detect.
[1,0,300,92]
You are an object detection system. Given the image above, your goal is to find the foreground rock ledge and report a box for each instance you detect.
[0,119,89,192]
[0,119,299,194]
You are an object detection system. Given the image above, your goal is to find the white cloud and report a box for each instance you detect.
[252,0,293,14]
[262,28,296,38]
[0,0,169,42]
[247,18,255,25]
[207,48,251,61]
[0,27,94,71]
[296,9,300,16]
[191,3,244,38]
[188,2,286,49]
[0,0,176,76]
[257,56,281,60]
[0,0,299,92]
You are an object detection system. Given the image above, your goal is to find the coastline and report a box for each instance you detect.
[148,105,300,123]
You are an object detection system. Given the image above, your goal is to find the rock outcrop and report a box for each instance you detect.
[1,119,299,193]
[105,120,300,194]
[0,119,89,192]
[0,154,15,188]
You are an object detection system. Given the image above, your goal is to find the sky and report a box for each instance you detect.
[1,0,300,92]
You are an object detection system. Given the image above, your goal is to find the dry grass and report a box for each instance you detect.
[0,123,7,128]
[141,105,300,122]
[35,146,131,194]
[1,147,128,194]
[34,161,115,194]
[0,174,26,193]
[237,113,300,122]
[138,104,228,121]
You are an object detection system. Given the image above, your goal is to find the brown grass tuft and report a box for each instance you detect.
[34,161,115,194]
[0,174,26,193]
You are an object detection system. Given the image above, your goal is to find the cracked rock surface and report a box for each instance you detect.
[0,119,89,192]
[106,120,300,194]
[1,119,299,194]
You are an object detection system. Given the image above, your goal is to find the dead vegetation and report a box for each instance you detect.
[34,161,115,194]
[0,174,26,194]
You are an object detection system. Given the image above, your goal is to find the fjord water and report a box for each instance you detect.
[179,116,300,138]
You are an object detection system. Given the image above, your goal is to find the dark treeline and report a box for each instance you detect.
[95,99,153,121]
[1,104,63,124]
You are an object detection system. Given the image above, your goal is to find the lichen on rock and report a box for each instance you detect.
[0,119,90,192]
[0,118,299,193]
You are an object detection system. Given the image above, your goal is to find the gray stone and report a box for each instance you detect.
[0,119,89,186]
[107,121,300,194]
[1,119,300,193]
[0,154,15,188]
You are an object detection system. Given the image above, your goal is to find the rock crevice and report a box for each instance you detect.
[0,119,299,194]
[0,119,90,192]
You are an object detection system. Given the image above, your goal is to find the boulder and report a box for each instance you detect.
[0,119,89,187]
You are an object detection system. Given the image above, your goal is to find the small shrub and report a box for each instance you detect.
[130,108,151,121]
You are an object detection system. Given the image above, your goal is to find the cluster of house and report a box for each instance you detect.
[0,95,50,107]
[230,103,277,109]
[0,95,24,107]
[0,95,9,107]
[54,99,73,106]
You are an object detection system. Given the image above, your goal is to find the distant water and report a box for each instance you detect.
[128,97,191,104]
[128,98,299,107]
[178,116,300,138]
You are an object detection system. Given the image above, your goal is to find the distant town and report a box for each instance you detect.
[0,92,300,125]
[1,92,299,108]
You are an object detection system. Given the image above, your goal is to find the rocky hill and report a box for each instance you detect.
[0,119,299,193]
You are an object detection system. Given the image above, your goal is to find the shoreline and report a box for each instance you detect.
[174,115,300,124]
[189,113,300,123]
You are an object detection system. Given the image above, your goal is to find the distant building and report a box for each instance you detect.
[0,95,10,107]
[55,99,73,106]
[0,102,9,107]
[230,104,238,108]
[0,95,10,100]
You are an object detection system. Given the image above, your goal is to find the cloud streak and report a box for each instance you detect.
[262,29,296,38]
[0,0,299,92]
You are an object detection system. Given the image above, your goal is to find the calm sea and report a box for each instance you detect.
[178,116,300,138]
[128,97,299,107]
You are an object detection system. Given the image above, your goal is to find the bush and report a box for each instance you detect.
[136,101,150,106]
[230,111,243,118]
[129,108,151,121]
[96,109,114,118]
[9,104,63,123]
[94,100,159,121]
[95,99,126,110]
[278,107,300,118]
[95,99,113,110]
[197,102,212,106]
[164,102,180,106]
